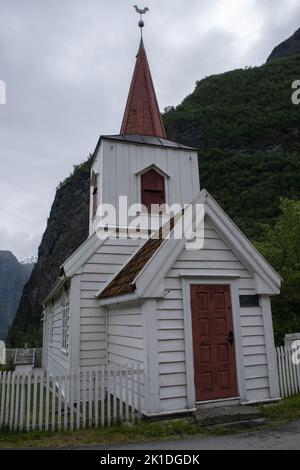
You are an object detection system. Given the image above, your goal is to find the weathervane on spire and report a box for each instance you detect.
[133,5,149,36]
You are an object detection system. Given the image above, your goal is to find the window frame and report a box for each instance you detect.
[61,301,70,353]
[239,295,260,308]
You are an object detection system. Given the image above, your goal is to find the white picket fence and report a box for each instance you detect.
[0,364,143,432]
[276,346,300,398]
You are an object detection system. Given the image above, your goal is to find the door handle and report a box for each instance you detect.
[227,330,234,346]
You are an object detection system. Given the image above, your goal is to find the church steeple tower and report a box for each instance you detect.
[120,37,167,139]
[88,6,200,236]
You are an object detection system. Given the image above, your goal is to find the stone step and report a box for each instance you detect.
[194,405,263,427]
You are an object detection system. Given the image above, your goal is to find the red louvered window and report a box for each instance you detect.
[141,169,165,213]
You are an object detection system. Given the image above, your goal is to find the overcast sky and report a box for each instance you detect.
[0,0,299,260]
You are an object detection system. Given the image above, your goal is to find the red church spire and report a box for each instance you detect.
[120,37,167,139]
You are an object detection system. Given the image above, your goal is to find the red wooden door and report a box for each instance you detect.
[191,284,238,402]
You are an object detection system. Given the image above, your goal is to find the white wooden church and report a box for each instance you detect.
[42,22,282,417]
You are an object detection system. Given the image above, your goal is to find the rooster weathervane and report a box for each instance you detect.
[133,5,149,36]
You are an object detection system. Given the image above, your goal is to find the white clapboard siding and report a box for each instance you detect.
[79,238,143,370]
[45,291,70,379]
[107,303,144,369]
[95,140,200,235]
[276,346,300,398]
[0,365,144,432]
[156,217,271,410]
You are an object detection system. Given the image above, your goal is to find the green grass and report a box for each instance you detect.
[260,394,300,424]
[0,395,300,448]
[0,417,200,449]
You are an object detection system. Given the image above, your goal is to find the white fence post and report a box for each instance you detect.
[137,363,142,422]
[32,373,38,431]
[95,367,99,428]
[14,374,20,431]
[26,372,32,431]
[76,367,80,430]
[0,371,6,427]
[107,364,111,427]
[39,371,44,431]
[63,374,68,431]
[88,370,93,429]
[112,366,117,425]
[101,365,105,427]
[19,374,25,431]
[9,373,16,431]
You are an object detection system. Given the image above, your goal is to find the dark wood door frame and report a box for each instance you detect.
[190,284,239,402]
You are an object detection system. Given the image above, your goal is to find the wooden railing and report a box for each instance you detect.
[4,348,43,369]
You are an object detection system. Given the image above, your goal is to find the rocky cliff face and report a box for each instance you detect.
[7,160,91,347]
[267,27,300,62]
[0,251,33,341]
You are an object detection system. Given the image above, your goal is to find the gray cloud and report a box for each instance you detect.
[0,0,299,259]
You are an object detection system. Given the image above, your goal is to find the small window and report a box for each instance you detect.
[141,169,165,213]
[239,295,260,308]
[62,302,69,352]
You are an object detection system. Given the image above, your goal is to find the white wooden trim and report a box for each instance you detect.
[136,237,186,298]
[260,295,280,399]
[197,397,240,408]
[42,309,48,369]
[69,275,81,372]
[181,277,246,408]
[142,300,160,414]
[180,272,241,279]
[144,408,196,418]
[135,163,171,179]
[181,278,196,409]
[230,279,247,402]
[98,293,139,306]
[205,193,281,293]
[240,397,281,405]
[43,278,68,304]
[63,232,104,278]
